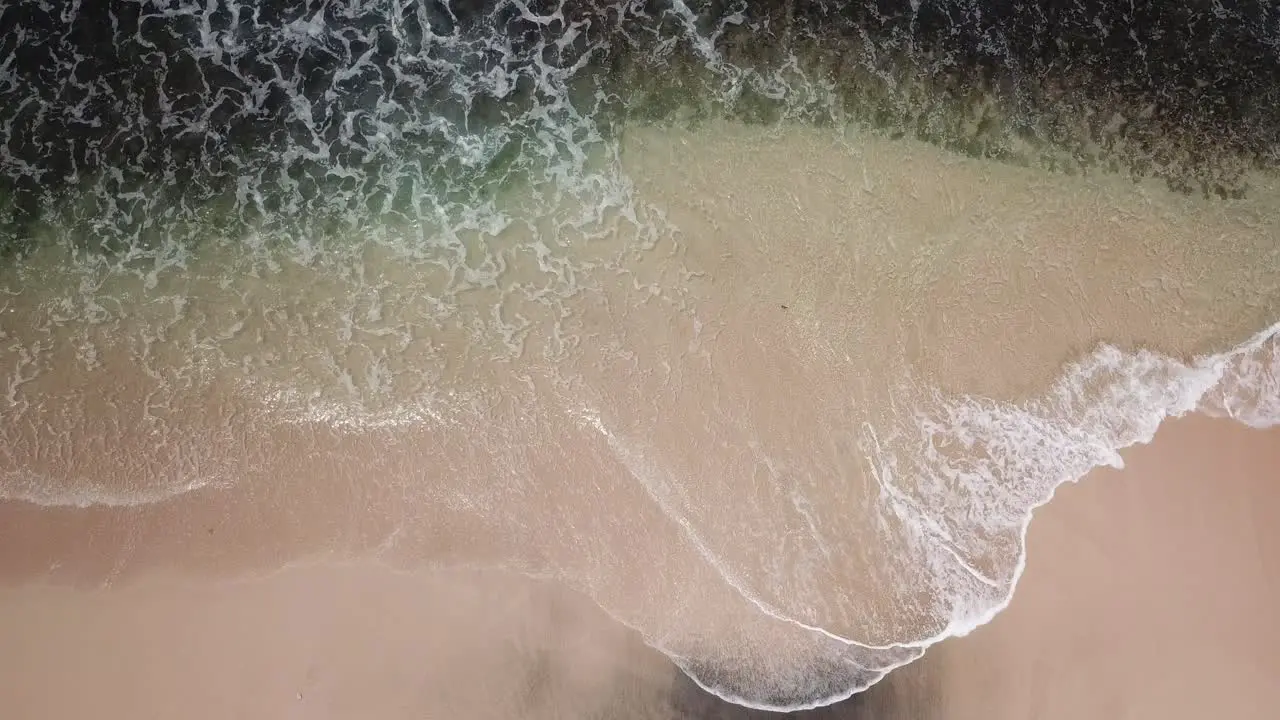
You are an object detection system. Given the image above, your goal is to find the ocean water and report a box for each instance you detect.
[2,0,1280,711]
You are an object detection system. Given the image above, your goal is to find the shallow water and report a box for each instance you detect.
[2,0,1279,710]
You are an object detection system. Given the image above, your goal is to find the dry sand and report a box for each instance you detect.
[0,413,1276,719]
[926,414,1280,720]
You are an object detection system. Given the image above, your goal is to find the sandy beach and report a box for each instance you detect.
[1,414,1275,719]
[3,117,1280,712]
[925,414,1280,720]
[3,1,1280,717]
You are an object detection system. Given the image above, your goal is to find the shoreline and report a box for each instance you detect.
[3,4,1279,715]
[2,412,1278,717]
[4,119,1280,709]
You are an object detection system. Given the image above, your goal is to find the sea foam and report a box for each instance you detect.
[653,321,1280,709]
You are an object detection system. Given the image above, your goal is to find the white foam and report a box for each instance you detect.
[559,316,1280,711]
[4,1,1280,709]
[1200,326,1280,429]
[0,469,223,509]
[665,320,1280,710]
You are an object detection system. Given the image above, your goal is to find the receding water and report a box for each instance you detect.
[2,0,1279,710]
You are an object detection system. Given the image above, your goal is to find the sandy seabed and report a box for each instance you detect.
[1,414,1277,720]
[4,0,1280,713]
[3,116,1280,716]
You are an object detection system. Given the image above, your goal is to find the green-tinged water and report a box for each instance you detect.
[3,0,1280,711]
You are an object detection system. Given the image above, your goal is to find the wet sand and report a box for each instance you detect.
[2,121,1279,712]
[6,124,1279,680]
[3,2,1280,715]
[1,413,1276,719]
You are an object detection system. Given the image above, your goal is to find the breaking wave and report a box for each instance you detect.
[3,0,1280,711]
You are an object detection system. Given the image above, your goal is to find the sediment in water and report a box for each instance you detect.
[3,0,1280,711]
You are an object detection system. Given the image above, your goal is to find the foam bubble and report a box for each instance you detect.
[1200,328,1280,429]
[0,469,222,508]
[3,0,1280,712]
[668,321,1280,708]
